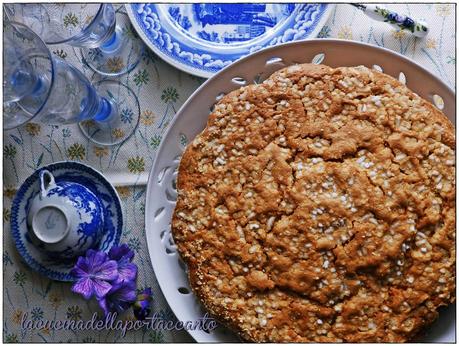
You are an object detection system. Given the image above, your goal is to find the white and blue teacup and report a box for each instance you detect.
[27,170,105,259]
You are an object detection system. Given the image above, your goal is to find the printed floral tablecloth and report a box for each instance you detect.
[3,4,455,343]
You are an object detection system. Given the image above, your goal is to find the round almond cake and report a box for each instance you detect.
[171,64,455,342]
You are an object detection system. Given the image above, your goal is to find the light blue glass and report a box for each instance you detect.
[4,21,140,146]
[4,3,144,76]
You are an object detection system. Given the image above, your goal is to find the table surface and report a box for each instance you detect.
[3,3,455,343]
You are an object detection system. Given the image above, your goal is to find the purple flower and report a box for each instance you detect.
[133,287,153,320]
[98,281,137,316]
[108,244,138,284]
[70,250,118,300]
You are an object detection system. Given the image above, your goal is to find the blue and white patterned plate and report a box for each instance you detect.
[126,4,333,78]
[10,161,123,282]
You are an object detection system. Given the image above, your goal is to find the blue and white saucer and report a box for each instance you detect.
[126,4,333,78]
[10,161,123,282]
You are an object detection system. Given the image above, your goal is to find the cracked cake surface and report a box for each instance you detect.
[171,63,455,342]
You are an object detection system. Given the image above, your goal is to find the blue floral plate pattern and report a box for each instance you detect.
[126,3,333,78]
[10,161,123,282]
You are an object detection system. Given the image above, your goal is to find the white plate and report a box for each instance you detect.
[144,39,455,342]
[126,4,333,78]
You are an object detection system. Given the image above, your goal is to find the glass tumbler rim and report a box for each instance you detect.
[3,20,55,130]
[41,4,110,46]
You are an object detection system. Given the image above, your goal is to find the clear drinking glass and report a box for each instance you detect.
[4,3,143,76]
[4,21,140,146]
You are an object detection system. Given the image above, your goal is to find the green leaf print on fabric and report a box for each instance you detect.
[3,208,11,222]
[4,333,19,343]
[4,144,17,159]
[66,305,82,320]
[13,271,27,286]
[150,135,161,149]
[148,331,164,343]
[161,87,179,104]
[133,69,150,87]
[67,143,86,161]
[127,156,145,174]
[63,13,79,28]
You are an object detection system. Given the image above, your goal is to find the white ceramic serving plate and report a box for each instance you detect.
[145,39,455,342]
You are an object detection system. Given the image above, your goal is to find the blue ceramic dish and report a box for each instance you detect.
[10,161,123,281]
[126,3,333,78]
[27,170,106,260]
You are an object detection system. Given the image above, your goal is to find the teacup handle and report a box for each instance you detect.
[40,170,57,198]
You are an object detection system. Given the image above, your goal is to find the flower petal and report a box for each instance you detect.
[110,281,137,302]
[71,277,94,300]
[137,299,149,310]
[101,281,137,314]
[142,287,152,296]
[116,262,138,284]
[97,297,110,316]
[70,256,90,278]
[84,249,97,265]
[94,260,119,282]
[92,278,113,299]
[133,287,152,321]
[70,266,87,279]
[87,249,109,269]
[109,244,134,261]
[76,256,90,271]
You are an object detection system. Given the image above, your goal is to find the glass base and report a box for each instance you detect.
[79,80,140,146]
[81,12,144,76]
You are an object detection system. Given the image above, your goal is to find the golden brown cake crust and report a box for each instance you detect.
[171,63,456,342]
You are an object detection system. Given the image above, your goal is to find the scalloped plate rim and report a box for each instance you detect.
[126,3,334,78]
